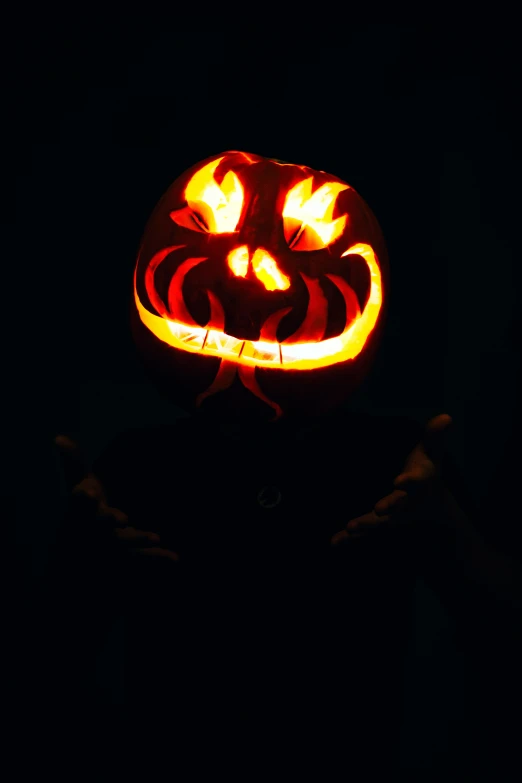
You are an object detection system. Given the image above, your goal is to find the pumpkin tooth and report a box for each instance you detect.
[203,331,244,356]
[241,340,281,364]
[325,274,361,330]
[167,256,208,323]
[284,273,328,343]
[205,289,226,330]
[144,244,186,317]
[166,322,207,349]
[260,307,292,341]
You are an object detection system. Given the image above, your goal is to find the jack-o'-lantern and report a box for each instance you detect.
[131,151,389,421]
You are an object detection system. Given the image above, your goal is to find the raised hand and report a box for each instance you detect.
[331,414,453,544]
[54,434,180,570]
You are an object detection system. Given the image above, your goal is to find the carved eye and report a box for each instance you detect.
[283,177,349,251]
[170,157,244,234]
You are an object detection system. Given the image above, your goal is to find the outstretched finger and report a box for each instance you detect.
[103,505,129,527]
[114,528,161,546]
[330,530,368,546]
[374,489,408,516]
[330,511,394,546]
[393,470,430,491]
[345,511,393,533]
[130,547,180,563]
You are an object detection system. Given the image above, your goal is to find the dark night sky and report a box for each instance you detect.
[6,19,522,766]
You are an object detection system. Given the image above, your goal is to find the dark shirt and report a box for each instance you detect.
[92,410,422,750]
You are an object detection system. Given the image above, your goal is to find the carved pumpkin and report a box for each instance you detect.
[131,151,389,420]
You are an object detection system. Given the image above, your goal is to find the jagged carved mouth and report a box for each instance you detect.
[134,242,382,372]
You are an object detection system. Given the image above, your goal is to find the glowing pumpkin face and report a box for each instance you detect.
[132,151,389,419]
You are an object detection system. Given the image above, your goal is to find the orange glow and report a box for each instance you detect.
[251,249,291,291]
[227,246,249,277]
[284,274,327,342]
[184,157,244,233]
[134,242,382,370]
[283,178,348,250]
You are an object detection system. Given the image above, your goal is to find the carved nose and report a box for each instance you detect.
[227,246,290,291]
[227,246,250,278]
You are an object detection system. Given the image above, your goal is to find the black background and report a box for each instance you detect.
[6,18,522,771]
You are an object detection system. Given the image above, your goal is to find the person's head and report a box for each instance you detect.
[131,151,389,429]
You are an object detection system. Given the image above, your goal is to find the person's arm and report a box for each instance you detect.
[417,485,522,622]
[27,435,179,707]
[332,414,522,630]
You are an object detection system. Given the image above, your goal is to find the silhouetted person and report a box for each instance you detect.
[28,409,522,774]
